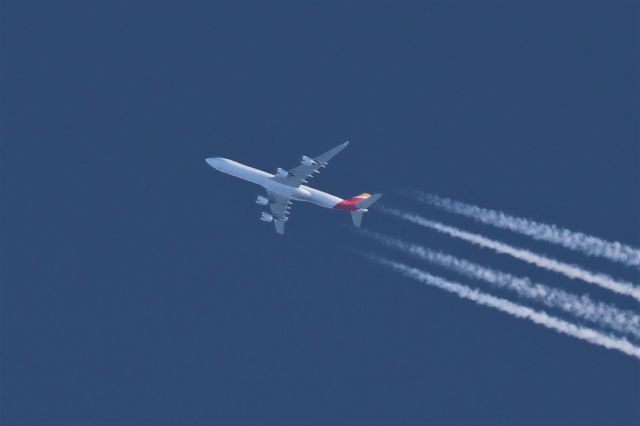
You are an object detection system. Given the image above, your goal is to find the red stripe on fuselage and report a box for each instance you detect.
[333,198,365,211]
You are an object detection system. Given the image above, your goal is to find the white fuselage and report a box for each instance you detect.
[205,157,344,208]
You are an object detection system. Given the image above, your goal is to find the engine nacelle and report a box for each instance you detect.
[260,212,274,222]
[255,195,269,206]
[276,167,289,178]
[301,155,317,167]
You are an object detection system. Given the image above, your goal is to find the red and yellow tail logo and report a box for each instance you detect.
[334,193,371,211]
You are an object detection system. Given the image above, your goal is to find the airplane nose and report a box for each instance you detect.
[206,157,222,168]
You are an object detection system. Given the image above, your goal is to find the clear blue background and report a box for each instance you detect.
[1,1,638,424]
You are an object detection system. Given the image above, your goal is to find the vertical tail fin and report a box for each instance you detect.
[356,193,383,209]
[350,193,383,227]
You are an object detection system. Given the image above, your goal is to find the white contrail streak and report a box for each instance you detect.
[363,254,640,359]
[380,206,640,301]
[360,230,640,339]
[405,190,640,268]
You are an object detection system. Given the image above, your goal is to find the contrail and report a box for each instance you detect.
[359,230,640,339]
[362,254,640,359]
[380,206,640,301]
[404,190,640,268]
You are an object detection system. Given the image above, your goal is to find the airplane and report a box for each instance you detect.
[205,141,382,234]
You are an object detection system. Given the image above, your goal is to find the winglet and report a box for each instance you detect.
[274,220,285,235]
[315,141,350,164]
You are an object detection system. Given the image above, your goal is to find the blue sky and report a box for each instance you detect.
[1,1,638,424]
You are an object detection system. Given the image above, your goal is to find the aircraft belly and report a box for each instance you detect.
[301,186,343,208]
[264,181,309,199]
[218,159,272,185]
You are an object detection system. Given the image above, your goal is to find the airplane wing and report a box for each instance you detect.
[271,141,350,188]
[267,190,292,234]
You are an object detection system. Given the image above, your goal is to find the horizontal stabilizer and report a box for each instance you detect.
[351,211,364,227]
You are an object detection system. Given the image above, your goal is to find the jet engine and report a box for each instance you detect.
[255,195,269,206]
[260,212,274,222]
[276,167,289,178]
[301,155,317,166]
